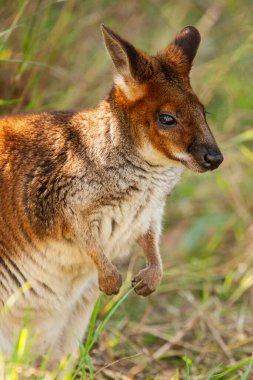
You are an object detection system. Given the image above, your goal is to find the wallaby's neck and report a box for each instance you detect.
[104,85,134,142]
[86,85,135,155]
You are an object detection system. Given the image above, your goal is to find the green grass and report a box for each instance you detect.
[1,0,253,379]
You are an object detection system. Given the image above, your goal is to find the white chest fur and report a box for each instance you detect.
[98,166,183,259]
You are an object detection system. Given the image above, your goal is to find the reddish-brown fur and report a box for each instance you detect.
[0,25,223,366]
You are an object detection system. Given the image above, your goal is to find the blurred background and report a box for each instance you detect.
[0,0,253,379]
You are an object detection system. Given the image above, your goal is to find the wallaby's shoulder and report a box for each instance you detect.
[0,106,110,152]
[0,110,90,159]
[0,110,79,135]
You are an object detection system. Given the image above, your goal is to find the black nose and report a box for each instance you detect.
[203,151,223,169]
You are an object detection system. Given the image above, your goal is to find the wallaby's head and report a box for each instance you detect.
[102,25,223,172]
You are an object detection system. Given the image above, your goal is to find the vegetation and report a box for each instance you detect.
[0,0,253,378]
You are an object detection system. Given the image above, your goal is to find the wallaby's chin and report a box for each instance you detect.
[138,143,184,168]
[185,161,210,173]
[181,157,218,173]
[172,151,211,173]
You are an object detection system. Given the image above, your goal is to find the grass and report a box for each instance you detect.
[0,0,253,378]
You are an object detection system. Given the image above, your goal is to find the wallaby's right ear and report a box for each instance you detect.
[101,24,153,82]
[159,26,201,76]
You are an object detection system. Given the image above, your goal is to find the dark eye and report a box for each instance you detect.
[158,113,177,127]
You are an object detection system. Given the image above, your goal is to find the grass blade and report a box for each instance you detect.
[85,297,101,355]
[241,358,253,380]
[213,358,253,379]
[183,354,191,380]
[86,355,94,380]
[87,287,134,353]
[206,364,222,380]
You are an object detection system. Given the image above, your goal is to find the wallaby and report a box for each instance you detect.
[0,25,223,366]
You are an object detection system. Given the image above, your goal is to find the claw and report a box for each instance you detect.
[132,266,162,297]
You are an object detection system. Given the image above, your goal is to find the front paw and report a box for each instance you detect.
[98,268,122,296]
[132,266,162,297]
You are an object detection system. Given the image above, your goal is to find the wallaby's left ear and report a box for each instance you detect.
[160,26,201,76]
[101,24,153,82]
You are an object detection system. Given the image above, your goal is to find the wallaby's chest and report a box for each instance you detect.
[98,167,182,258]
[7,168,182,309]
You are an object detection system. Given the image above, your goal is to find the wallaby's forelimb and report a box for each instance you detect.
[90,248,122,295]
[132,228,163,297]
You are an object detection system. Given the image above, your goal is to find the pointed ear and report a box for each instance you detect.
[101,24,153,82]
[160,26,201,75]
